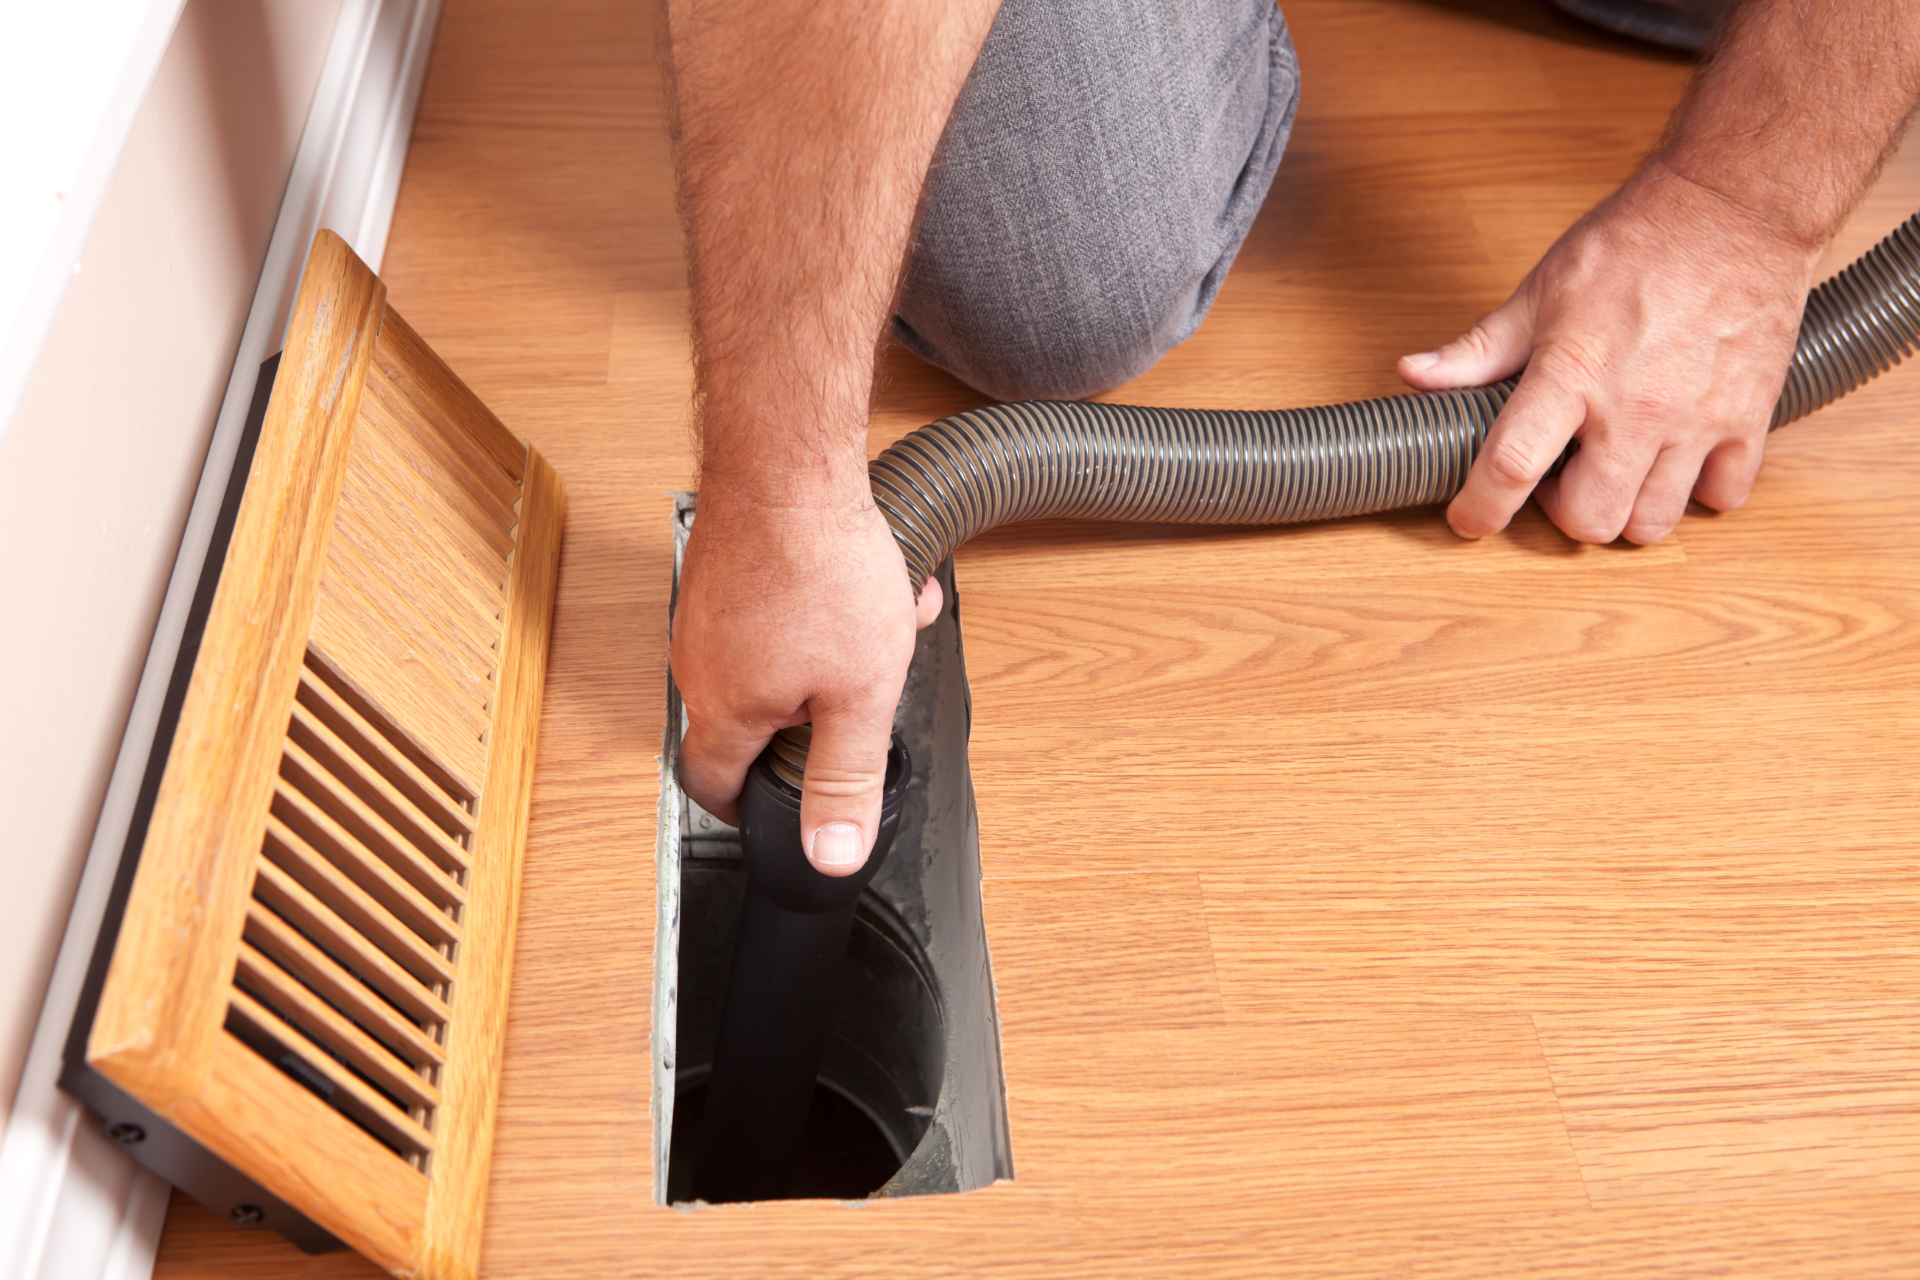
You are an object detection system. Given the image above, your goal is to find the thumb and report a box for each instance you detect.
[793,708,894,877]
[1398,292,1535,390]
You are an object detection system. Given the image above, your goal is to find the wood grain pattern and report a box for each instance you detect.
[416,448,565,1279]
[154,0,1920,1276]
[81,227,565,1279]
[224,986,439,1155]
[287,698,471,871]
[1535,1003,1920,1204]
[374,307,528,486]
[240,900,447,1069]
[259,818,457,988]
[308,608,493,798]
[304,645,478,808]
[356,377,517,579]
[91,230,385,1101]
[325,500,500,688]
[181,1031,429,1268]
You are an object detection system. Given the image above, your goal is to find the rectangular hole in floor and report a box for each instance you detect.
[655,495,1013,1203]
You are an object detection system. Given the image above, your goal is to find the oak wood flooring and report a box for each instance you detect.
[155,0,1920,1275]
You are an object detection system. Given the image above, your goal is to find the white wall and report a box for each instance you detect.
[0,0,346,1130]
[0,0,187,447]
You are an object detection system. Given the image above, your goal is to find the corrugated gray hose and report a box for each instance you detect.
[872,210,1920,592]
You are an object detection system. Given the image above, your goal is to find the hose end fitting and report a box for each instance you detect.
[690,730,914,1203]
[740,727,912,906]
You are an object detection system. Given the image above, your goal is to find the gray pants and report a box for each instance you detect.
[896,0,1300,401]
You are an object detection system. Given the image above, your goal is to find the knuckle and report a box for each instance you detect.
[801,763,886,802]
[1626,391,1683,430]
[1538,338,1606,389]
[1454,324,1499,362]
[1715,431,1762,466]
[1708,408,1750,441]
[1484,437,1545,489]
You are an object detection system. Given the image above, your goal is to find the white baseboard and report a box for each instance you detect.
[0,1,441,1276]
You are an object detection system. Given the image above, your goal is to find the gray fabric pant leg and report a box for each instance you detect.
[894,0,1300,402]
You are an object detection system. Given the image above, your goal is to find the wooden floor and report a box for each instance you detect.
[155,0,1920,1275]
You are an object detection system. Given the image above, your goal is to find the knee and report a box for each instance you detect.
[889,0,1296,402]
[895,248,1205,403]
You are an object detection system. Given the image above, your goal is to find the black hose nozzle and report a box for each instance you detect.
[690,730,912,1203]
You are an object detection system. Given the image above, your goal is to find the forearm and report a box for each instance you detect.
[1654,0,1920,250]
[663,0,983,864]
[665,0,1000,508]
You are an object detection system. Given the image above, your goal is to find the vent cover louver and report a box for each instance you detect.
[62,231,564,1280]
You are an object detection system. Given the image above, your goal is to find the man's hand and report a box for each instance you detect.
[1401,0,1919,546]
[1400,165,1816,546]
[671,490,941,875]
[664,0,997,874]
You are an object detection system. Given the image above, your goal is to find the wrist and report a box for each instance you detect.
[1642,153,1838,256]
[1643,0,1919,256]
[698,455,873,514]
[695,399,874,513]
[1618,159,1828,269]
[692,466,879,543]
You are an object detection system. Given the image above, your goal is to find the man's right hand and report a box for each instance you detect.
[670,485,942,877]
[662,0,995,870]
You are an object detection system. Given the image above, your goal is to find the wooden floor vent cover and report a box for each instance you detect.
[61,231,564,1280]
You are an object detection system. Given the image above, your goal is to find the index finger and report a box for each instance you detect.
[677,710,777,828]
[1447,363,1589,539]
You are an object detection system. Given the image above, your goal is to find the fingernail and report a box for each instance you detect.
[809,822,866,873]
[1403,351,1441,371]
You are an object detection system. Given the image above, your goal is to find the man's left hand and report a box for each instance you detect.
[1398,161,1820,547]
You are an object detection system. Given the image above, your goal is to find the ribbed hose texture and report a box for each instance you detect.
[1775,210,1920,427]
[873,210,1920,592]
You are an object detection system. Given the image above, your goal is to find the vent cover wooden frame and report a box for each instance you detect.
[61,231,564,1280]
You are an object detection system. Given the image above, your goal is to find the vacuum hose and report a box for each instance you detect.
[872,210,1920,591]
[690,210,1919,1202]
[692,729,911,1203]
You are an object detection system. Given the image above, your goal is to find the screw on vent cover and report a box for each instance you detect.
[103,1121,146,1146]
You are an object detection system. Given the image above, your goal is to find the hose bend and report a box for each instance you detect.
[873,210,1920,591]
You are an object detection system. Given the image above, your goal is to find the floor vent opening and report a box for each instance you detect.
[656,497,1014,1204]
